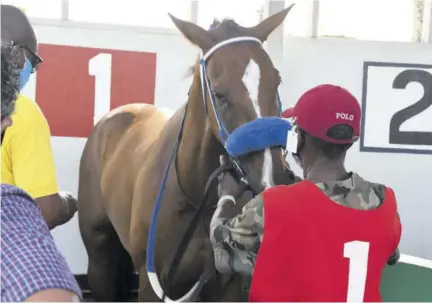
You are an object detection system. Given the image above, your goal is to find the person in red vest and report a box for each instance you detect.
[210,84,402,302]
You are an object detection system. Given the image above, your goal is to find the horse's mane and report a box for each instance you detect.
[185,18,242,78]
[209,17,240,31]
[209,18,222,30]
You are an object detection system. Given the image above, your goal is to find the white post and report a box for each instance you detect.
[61,0,69,21]
[310,0,320,38]
[189,0,199,24]
[413,0,424,42]
[265,0,285,71]
[422,0,432,43]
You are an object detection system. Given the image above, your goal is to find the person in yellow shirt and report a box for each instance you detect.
[1,4,77,230]
[1,40,82,303]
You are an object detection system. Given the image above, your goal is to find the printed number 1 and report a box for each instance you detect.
[344,240,370,302]
[88,53,112,125]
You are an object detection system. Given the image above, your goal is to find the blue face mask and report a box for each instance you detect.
[19,58,33,90]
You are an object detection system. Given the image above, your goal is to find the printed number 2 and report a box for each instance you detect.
[344,240,370,302]
[88,53,112,125]
[389,69,432,146]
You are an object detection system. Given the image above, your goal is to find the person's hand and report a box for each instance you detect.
[217,155,247,199]
[59,192,77,222]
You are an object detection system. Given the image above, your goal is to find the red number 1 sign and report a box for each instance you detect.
[36,44,157,138]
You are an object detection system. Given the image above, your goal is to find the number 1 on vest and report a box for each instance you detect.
[344,240,370,302]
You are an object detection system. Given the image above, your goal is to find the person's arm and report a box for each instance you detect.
[388,211,402,265]
[25,289,81,302]
[1,184,83,302]
[36,193,77,229]
[9,99,76,229]
[210,193,264,275]
[387,248,400,265]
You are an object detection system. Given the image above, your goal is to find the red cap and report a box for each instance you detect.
[283,84,361,144]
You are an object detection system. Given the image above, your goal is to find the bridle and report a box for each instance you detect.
[146,36,284,302]
[199,36,283,187]
[174,36,285,210]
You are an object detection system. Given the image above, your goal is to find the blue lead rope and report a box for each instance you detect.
[146,106,187,274]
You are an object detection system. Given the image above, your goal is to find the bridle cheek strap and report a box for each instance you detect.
[198,36,284,186]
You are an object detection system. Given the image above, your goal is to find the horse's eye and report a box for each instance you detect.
[214,92,229,110]
[214,92,228,104]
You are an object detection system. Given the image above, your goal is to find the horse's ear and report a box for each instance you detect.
[169,13,213,50]
[251,3,295,42]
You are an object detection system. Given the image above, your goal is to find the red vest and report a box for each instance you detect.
[249,181,401,302]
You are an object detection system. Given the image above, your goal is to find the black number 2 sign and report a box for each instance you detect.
[361,62,432,155]
[390,69,432,146]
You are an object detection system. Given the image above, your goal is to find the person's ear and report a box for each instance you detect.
[297,128,305,152]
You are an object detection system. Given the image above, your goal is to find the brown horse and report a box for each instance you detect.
[78,6,295,302]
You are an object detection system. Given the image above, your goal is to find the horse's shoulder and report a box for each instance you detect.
[104,103,154,119]
[156,106,175,119]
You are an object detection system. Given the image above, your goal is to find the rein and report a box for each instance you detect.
[146,36,284,302]
[173,103,199,211]
[165,161,239,301]
[145,102,244,302]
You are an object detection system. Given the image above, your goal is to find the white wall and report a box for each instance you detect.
[22,20,432,274]
[21,21,197,274]
[281,37,432,261]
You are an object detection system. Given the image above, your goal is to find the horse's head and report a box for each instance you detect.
[170,6,295,191]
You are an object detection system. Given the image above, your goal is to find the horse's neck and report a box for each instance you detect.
[176,83,225,203]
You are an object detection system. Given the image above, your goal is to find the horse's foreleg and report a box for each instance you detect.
[86,231,118,301]
[79,196,134,301]
[85,226,134,302]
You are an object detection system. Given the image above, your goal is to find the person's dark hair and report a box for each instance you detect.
[299,124,353,160]
[1,42,20,119]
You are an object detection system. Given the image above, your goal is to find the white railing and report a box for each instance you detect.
[400,254,432,269]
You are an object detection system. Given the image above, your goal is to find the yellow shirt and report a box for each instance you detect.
[1,95,59,198]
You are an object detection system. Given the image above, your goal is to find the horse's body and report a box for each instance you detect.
[79,102,228,301]
[78,8,294,302]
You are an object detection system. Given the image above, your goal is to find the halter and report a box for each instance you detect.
[199,36,283,184]
[147,36,286,302]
